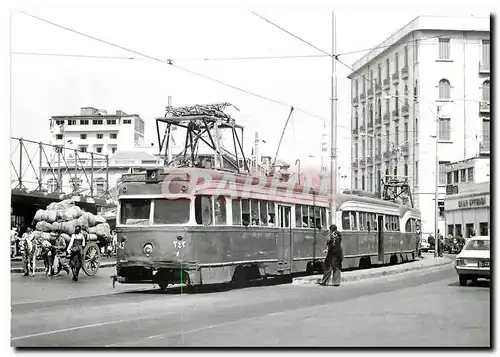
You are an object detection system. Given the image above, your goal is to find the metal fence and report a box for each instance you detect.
[10,137,110,199]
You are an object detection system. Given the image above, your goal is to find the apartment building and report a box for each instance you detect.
[347,16,490,235]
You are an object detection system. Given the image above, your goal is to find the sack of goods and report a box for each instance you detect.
[31,198,112,246]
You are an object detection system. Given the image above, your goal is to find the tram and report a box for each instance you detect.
[113,167,421,290]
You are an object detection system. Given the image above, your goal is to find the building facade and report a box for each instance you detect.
[347,16,490,235]
[444,157,490,238]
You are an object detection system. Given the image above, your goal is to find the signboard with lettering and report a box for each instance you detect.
[458,197,487,208]
[445,195,490,211]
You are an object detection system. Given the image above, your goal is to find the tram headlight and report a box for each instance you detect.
[143,243,153,257]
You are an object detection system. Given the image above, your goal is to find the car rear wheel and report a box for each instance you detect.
[459,275,468,286]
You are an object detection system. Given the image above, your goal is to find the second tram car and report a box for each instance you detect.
[114,167,421,290]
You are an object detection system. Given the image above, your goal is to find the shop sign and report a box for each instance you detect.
[457,196,487,208]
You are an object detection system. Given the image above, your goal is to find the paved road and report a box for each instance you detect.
[11,263,490,347]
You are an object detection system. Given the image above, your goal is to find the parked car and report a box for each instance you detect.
[420,237,430,252]
[455,236,490,286]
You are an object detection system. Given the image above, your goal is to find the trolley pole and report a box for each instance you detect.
[434,105,441,258]
[330,11,338,226]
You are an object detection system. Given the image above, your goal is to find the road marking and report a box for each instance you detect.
[11,312,178,341]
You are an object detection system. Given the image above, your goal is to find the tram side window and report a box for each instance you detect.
[267,202,276,226]
[232,199,242,225]
[395,217,400,231]
[342,211,351,230]
[313,207,321,229]
[241,199,250,226]
[350,211,358,230]
[302,206,310,228]
[195,196,213,225]
[295,205,303,228]
[359,212,367,231]
[320,207,327,230]
[250,199,259,226]
[260,201,268,226]
[214,196,227,225]
[120,199,151,225]
[154,198,190,225]
[405,219,411,233]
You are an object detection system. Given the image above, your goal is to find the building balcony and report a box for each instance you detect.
[383,151,391,160]
[352,97,359,106]
[392,109,399,120]
[401,66,409,79]
[352,128,359,136]
[479,61,490,74]
[351,160,358,169]
[383,78,390,90]
[401,104,410,116]
[360,93,366,102]
[367,88,374,98]
[375,80,382,94]
[479,141,490,155]
[375,153,382,163]
[480,101,490,113]
[375,116,382,127]
[392,72,399,84]
[359,158,366,166]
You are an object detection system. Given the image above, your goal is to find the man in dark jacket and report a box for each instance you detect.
[319,224,342,286]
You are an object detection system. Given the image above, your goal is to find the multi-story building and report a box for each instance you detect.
[49,107,145,156]
[444,156,490,238]
[347,15,490,235]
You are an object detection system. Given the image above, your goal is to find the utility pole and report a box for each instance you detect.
[330,11,338,227]
[167,96,173,165]
[434,105,441,257]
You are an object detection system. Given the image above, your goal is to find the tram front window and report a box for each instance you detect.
[154,198,190,225]
[120,199,151,225]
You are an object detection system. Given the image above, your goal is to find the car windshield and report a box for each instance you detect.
[463,239,490,251]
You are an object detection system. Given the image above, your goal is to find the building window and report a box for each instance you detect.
[80,134,87,139]
[482,40,490,69]
[70,177,82,192]
[482,81,490,102]
[110,133,118,139]
[394,52,399,72]
[107,119,117,125]
[55,120,64,125]
[369,70,373,89]
[404,163,408,177]
[80,120,89,125]
[479,222,489,236]
[362,138,366,157]
[369,103,373,123]
[438,161,449,185]
[361,169,366,190]
[55,134,63,140]
[47,178,58,193]
[377,64,382,81]
[78,146,88,153]
[362,107,365,126]
[438,79,451,99]
[438,118,451,140]
[415,161,419,185]
[97,133,103,139]
[415,118,419,142]
[368,172,373,192]
[123,119,132,124]
[414,80,418,101]
[353,171,358,190]
[455,224,462,237]
[395,125,399,146]
[482,119,490,142]
[393,160,397,176]
[394,90,399,113]
[467,167,474,181]
[404,46,408,67]
[385,59,390,78]
[355,142,358,158]
[111,147,117,154]
[438,200,445,219]
[438,38,450,59]
[355,79,359,96]
[414,39,419,61]
[355,111,359,128]
[96,146,103,153]
[447,172,452,185]
[453,170,459,183]
[460,169,466,182]
[362,76,365,92]
[377,98,382,121]
[385,127,390,152]
[67,120,76,125]
[92,119,103,125]
[404,122,409,143]
[94,178,106,196]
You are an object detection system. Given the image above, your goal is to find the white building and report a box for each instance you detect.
[347,15,490,235]
[444,156,490,238]
[49,107,145,156]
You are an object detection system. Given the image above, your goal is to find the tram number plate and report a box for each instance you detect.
[173,241,187,249]
[478,260,489,267]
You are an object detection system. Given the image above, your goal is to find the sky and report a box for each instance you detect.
[6,1,496,185]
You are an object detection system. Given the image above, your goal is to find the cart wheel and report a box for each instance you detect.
[82,243,101,276]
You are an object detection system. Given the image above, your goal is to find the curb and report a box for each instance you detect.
[11,262,116,274]
[293,259,453,285]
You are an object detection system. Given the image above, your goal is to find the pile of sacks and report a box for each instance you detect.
[33,199,111,245]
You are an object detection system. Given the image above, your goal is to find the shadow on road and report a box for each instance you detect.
[447,280,490,289]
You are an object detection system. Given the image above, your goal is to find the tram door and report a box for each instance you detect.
[278,205,292,273]
[377,215,384,262]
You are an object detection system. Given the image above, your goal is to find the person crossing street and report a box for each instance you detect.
[319,224,343,286]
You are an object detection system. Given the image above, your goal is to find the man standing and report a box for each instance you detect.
[20,227,34,276]
[319,224,343,286]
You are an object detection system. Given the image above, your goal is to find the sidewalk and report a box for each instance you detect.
[11,256,116,274]
[293,253,453,285]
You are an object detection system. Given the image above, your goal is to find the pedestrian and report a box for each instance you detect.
[53,234,70,276]
[67,225,85,282]
[437,229,444,257]
[319,224,343,286]
[11,226,18,258]
[20,227,34,276]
